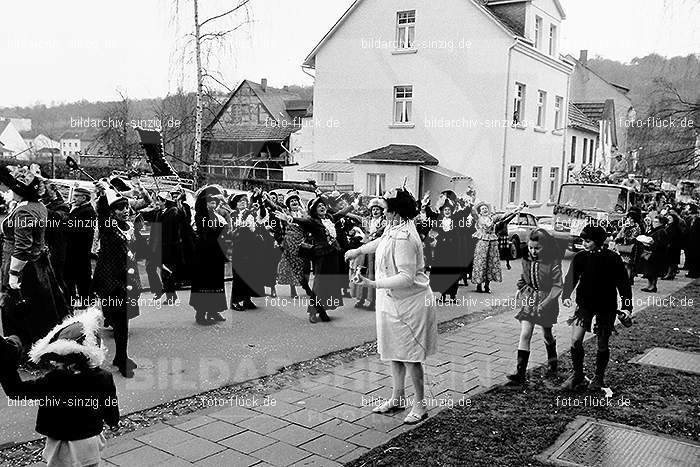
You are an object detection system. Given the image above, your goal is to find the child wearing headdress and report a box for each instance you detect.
[0,308,120,467]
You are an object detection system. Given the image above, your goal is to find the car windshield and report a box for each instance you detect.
[558,185,627,213]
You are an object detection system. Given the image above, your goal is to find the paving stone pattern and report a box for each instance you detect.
[90,278,691,466]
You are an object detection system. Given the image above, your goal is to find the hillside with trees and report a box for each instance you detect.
[587,54,700,180]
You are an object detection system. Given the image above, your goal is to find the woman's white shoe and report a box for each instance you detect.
[372,398,406,414]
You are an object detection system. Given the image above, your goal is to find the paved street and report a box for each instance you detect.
[2,258,535,445]
[91,276,693,466]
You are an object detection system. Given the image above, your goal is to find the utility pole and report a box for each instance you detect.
[192,0,203,189]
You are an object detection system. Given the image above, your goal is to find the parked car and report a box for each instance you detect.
[536,215,570,254]
[497,211,539,259]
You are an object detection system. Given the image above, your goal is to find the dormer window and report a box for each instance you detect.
[534,16,543,50]
[549,24,558,56]
[396,10,415,49]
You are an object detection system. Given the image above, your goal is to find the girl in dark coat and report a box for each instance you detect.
[506,229,563,386]
[275,197,354,323]
[0,309,119,467]
[189,186,229,324]
[640,215,669,293]
[0,165,69,347]
[91,189,142,378]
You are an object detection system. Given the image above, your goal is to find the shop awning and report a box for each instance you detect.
[298,161,354,173]
[421,165,471,182]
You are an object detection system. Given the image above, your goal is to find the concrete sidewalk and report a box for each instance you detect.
[42,277,693,467]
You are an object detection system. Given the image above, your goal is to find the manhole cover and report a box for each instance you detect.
[539,417,700,467]
[630,348,700,374]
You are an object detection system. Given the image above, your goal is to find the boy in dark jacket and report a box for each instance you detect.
[0,308,119,466]
[561,225,633,392]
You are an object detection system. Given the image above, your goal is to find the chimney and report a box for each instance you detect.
[579,50,588,66]
[261,78,267,92]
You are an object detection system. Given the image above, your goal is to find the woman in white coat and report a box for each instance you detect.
[345,187,437,424]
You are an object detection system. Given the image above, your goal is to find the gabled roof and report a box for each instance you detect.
[0,119,11,135]
[484,0,566,19]
[566,53,633,104]
[568,103,599,133]
[349,144,439,165]
[204,80,305,142]
[203,124,298,143]
[573,102,606,123]
[205,80,303,132]
[299,161,354,173]
[303,0,531,68]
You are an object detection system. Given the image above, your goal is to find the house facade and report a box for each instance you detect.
[565,103,600,182]
[304,0,572,212]
[202,79,311,181]
[59,131,83,157]
[568,50,635,155]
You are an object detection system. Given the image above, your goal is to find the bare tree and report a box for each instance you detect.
[95,91,141,169]
[630,78,699,180]
[170,0,254,186]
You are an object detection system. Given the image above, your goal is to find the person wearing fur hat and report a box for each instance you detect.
[65,186,97,308]
[345,187,437,424]
[189,185,229,324]
[0,165,69,347]
[276,191,313,299]
[351,198,387,310]
[91,189,141,378]
[561,225,633,391]
[423,192,475,302]
[275,195,356,323]
[0,308,120,467]
[472,202,523,293]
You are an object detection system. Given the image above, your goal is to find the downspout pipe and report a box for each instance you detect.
[561,69,571,189]
[499,38,518,209]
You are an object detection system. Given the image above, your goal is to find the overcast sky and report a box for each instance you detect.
[1,0,698,107]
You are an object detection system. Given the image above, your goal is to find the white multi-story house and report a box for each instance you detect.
[60,131,83,157]
[303,0,573,212]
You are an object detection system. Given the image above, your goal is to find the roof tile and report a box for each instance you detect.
[349,144,439,165]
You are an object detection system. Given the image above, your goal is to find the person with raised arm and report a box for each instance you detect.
[345,186,437,425]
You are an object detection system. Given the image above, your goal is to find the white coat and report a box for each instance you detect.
[360,220,437,362]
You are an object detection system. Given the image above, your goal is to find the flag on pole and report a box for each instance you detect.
[136,127,177,177]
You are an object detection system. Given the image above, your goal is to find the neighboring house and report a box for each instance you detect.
[565,102,600,182]
[59,131,83,157]
[30,134,61,153]
[202,79,312,180]
[573,99,618,174]
[303,0,573,212]
[567,50,635,154]
[0,119,30,160]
